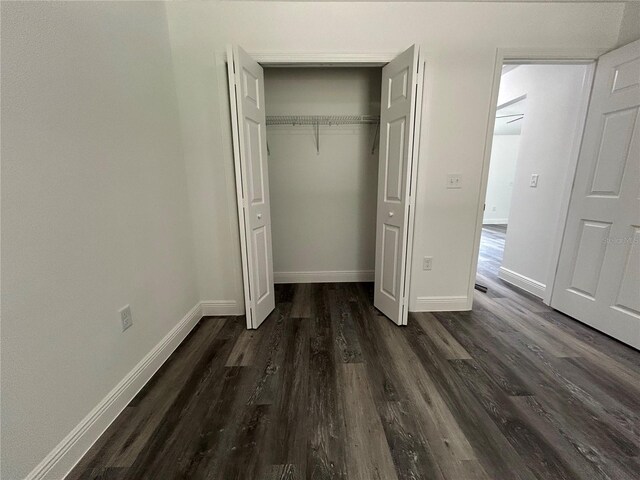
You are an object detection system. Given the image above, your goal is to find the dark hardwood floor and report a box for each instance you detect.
[476,223,508,283]
[68,227,640,480]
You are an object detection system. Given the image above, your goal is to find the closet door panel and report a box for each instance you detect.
[381,224,400,299]
[374,45,419,326]
[228,45,275,329]
[551,39,640,348]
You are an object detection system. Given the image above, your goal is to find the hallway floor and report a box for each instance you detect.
[476,223,507,283]
[68,239,640,479]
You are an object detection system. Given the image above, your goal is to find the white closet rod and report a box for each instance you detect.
[265,115,381,155]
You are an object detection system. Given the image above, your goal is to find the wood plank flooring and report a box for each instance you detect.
[68,227,640,480]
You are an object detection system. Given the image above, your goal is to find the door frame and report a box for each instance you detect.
[468,47,605,307]
[246,52,395,67]
[226,49,425,320]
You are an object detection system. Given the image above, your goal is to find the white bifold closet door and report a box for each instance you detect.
[551,39,640,349]
[227,45,275,329]
[374,45,421,326]
[228,45,422,329]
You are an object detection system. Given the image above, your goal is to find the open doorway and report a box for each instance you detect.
[473,40,640,349]
[476,63,594,298]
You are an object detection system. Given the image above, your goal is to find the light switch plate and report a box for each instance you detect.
[530,174,539,188]
[119,305,133,332]
[447,174,462,189]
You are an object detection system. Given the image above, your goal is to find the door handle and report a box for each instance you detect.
[257,213,262,219]
[388,212,394,217]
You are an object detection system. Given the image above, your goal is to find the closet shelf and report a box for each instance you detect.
[265,115,381,155]
[266,114,380,126]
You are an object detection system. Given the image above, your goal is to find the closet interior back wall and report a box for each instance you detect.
[264,67,382,283]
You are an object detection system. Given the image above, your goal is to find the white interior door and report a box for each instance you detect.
[227,45,275,329]
[374,45,421,325]
[551,39,640,349]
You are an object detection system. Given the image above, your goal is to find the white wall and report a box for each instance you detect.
[165,1,624,311]
[0,2,632,478]
[265,68,380,279]
[1,3,198,479]
[483,135,521,224]
[265,68,381,116]
[617,1,640,46]
[497,64,591,296]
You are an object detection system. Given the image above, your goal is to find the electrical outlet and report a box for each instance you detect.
[423,256,433,271]
[446,174,462,189]
[119,305,133,332]
[530,174,539,188]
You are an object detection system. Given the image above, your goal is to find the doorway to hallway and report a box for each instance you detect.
[476,62,593,300]
[476,224,507,283]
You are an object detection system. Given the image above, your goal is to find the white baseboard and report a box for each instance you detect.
[483,219,508,225]
[200,300,242,316]
[26,303,203,480]
[412,295,469,312]
[274,270,374,284]
[498,267,546,298]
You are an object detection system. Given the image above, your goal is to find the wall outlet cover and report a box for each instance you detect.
[423,256,433,271]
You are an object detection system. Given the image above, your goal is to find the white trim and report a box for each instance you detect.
[274,270,374,284]
[498,267,546,298]
[215,49,247,324]
[413,295,469,312]
[482,218,508,225]
[500,48,607,64]
[468,47,601,310]
[400,52,427,326]
[247,52,395,67]
[25,303,203,480]
[226,45,254,330]
[228,46,424,328]
[468,48,506,306]
[200,300,242,316]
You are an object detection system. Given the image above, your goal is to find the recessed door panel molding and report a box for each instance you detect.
[253,225,270,303]
[243,67,260,106]
[246,119,266,205]
[589,107,638,196]
[611,57,640,93]
[227,45,275,329]
[381,224,400,299]
[385,118,406,203]
[374,45,421,326]
[614,226,640,317]
[552,39,640,349]
[568,220,611,298]
[389,68,409,107]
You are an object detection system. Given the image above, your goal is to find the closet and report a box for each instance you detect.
[227,45,424,330]
[264,67,380,287]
